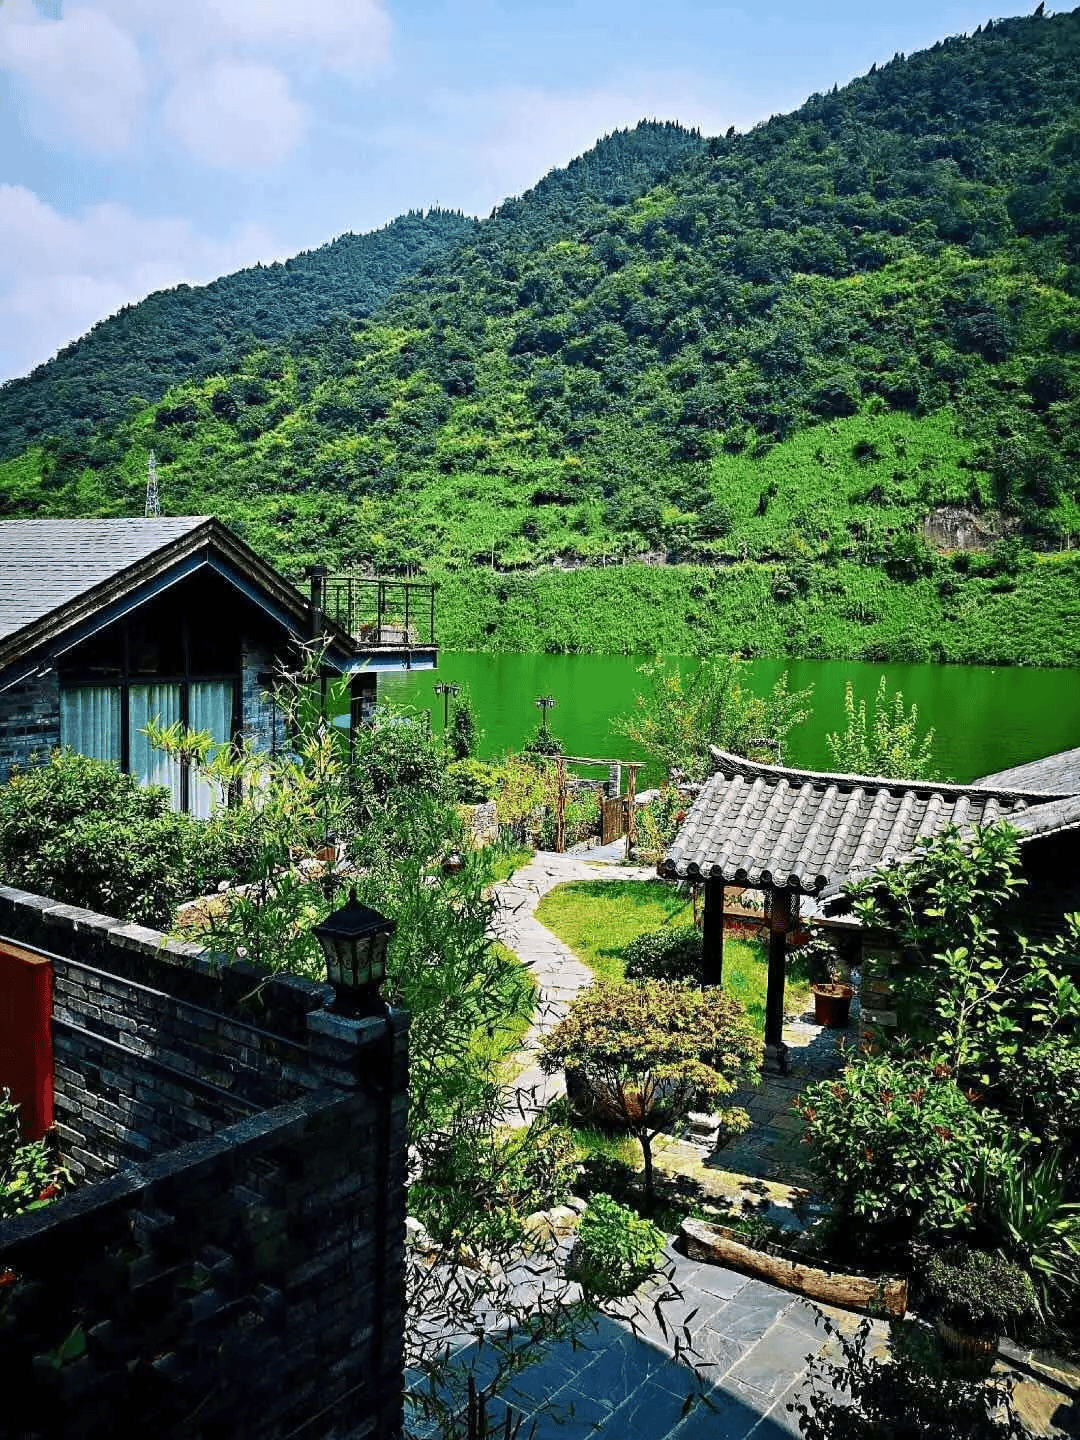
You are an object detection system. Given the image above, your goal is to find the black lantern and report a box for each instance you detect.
[314,889,396,1014]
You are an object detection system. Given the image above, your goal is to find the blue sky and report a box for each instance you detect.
[0,1,1027,384]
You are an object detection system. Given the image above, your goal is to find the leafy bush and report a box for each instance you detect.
[922,1248,1036,1338]
[565,1193,665,1298]
[540,979,760,1198]
[795,1055,994,1260]
[410,1115,577,1248]
[0,750,205,926]
[977,1144,1080,1318]
[622,925,702,983]
[447,758,499,803]
[1,1090,68,1222]
[632,786,685,864]
[1001,1033,1080,1150]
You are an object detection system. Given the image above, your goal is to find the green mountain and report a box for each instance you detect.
[2,17,1079,665]
[0,208,477,459]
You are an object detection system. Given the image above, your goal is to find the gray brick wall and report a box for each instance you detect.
[0,886,409,1440]
[241,639,290,758]
[0,668,60,781]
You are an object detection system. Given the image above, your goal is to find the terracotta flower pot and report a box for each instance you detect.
[811,982,854,1028]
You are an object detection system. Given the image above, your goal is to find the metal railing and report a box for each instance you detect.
[323,577,437,648]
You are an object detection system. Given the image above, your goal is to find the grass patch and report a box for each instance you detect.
[534,879,811,1031]
[535,878,692,984]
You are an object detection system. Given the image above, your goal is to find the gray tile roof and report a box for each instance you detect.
[0,517,209,642]
[660,748,1077,895]
[974,746,1080,797]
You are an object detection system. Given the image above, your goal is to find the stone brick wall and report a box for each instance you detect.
[0,885,409,1440]
[0,668,60,781]
[240,639,289,758]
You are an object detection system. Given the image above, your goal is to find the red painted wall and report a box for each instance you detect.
[0,940,53,1140]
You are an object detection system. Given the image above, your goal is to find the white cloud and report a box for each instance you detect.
[0,184,281,383]
[377,81,736,216]
[102,0,391,74]
[0,0,146,151]
[163,61,304,170]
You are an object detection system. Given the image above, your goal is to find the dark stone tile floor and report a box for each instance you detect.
[405,1242,849,1438]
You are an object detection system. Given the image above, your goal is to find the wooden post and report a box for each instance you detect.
[625,764,638,859]
[764,886,793,1053]
[702,878,725,987]
[555,757,567,853]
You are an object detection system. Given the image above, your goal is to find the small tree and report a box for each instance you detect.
[447,689,480,761]
[825,676,937,779]
[618,654,812,782]
[539,980,760,1201]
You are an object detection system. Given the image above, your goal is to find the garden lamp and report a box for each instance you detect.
[314,889,396,1015]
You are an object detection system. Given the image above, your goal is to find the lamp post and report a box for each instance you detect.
[433,681,460,747]
[534,693,558,749]
[314,889,396,1017]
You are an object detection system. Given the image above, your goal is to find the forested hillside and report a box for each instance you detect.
[0,208,477,458]
[2,16,1079,663]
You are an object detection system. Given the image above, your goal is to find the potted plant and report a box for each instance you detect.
[923,1247,1036,1368]
[811,981,854,1027]
[803,932,855,1026]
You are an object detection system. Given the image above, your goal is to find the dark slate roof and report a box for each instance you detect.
[0,516,358,681]
[0,517,209,642]
[660,749,1076,896]
[975,746,1080,797]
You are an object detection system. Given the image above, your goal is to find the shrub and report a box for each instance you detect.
[795,1055,994,1260]
[0,750,202,927]
[622,925,702,983]
[977,1143,1080,1318]
[1,1090,68,1222]
[922,1248,1036,1339]
[411,1115,577,1248]
[565,1193,665,1298]
[447,758,499,803]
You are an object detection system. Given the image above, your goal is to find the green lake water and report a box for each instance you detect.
[377,653,1080,787]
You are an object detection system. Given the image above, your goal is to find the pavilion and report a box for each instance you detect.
[659,745,1080,1065]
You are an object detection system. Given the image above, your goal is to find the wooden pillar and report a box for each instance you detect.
[764,886,797,1052]
[701,878,725,987]
[625,764,638,859]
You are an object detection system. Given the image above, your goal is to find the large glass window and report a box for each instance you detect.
[59,686,121,764]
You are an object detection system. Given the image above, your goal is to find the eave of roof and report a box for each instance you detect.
[974,746,1080,797]
[660,748,1076,896]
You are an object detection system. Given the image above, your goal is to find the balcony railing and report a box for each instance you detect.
[323,577,437,649]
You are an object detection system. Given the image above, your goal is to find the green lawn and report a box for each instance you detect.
[534,879,811,1033]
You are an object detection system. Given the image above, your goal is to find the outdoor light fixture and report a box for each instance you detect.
[534,694,557,719]
[314,889,396,1015]
[432,681,461,734]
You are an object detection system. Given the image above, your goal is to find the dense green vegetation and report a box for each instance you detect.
[0,209,477,460]
[2,16,1079,660]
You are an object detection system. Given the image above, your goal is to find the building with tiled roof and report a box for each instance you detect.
[662,745,1080,1058]
[0,517,437,811]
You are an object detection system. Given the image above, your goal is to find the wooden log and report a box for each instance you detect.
[679,1218,908,1318]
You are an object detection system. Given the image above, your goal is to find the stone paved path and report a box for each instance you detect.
[406,1236,877,1439]
[490,847,655,1126]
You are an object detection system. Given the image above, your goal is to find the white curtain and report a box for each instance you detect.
[129,683,182,809]
[60,687,121,764]
[188,681,234,819]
